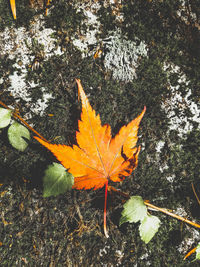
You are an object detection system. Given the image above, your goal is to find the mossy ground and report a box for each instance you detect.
[0,0,200,266]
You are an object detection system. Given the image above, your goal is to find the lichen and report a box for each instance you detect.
[0,1,200,266]
[0,15,64,118]
[104,29,148,81]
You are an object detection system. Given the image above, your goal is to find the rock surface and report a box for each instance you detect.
[0,1,200,266]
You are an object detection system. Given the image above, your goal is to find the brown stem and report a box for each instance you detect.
[144,201,200,229]
[108,185,129,198]
[0,100,48,142]
[108,185,200,229]
[191,182,200,205]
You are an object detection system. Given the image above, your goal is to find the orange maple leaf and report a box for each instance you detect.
[34,79,146,237]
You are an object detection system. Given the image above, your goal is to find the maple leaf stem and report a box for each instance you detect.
[104,181,109,238]
[0,100,48,143]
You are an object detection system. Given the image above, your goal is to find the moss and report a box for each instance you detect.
[1,1,200,266]
[169,129,200,184]
[97,5,117,35]
[45,1,85,34]
[123,0,200,98]
[0,0,15,30]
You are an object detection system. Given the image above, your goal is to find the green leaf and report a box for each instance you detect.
[139,214,160,244]
[43,163,74,197]
[195,243,200,260]
[0,108,12,128]
[8,122,30,151]
[119,196,147,226]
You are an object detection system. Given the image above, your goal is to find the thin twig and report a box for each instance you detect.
[73,191,83,222]
[191,182,200,205]
[144,201,200,229]
[0,100,48,142]
[108,185,200,229]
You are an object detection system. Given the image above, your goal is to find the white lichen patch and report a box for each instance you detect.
[0,15,63,118]
[9,71,32,102]
[104,0,124,23]
[174,205,188,217]
[28,88,53,117]
[162,63,200,137]
[72,2,147,81]
[170,206,200,256]
[99,245,110,257]
[72,0,124,56]
[166,174,175,183]
[139,252,151,266]
[177,227,200,254]
[104,30,148,81]
[115,250,124,266]
[72,1,101,56]
[155,140,165,153]
[99,244,125,266]
[176,0,200,31]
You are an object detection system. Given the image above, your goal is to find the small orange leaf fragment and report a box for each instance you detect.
[0,191,7,197]
[94,49,103,59]
[45,0,51,16]
[10,0,16,20]
[184,246,197,260]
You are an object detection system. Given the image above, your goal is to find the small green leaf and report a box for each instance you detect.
[43,163,74,197]
[0,108,12,128]
[195,243,200,260]
[139,214,160,244]
[119,196,147,226]
[8,122,30,151]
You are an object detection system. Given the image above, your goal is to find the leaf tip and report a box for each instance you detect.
[141,106,146,118]
[10,0,17,20]
[75,78,82,102]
